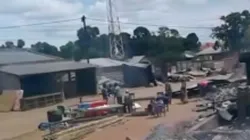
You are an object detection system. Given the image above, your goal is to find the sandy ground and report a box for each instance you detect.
[0,83,200,140]
[85,100,198,140]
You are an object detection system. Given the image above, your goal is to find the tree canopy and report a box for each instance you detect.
[0,39,25,48]
[0,16,204,65]
[0,25,199,63]
[212,10,250,51]
[2,10,250,61]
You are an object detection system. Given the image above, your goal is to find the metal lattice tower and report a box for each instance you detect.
[106,0,125,60]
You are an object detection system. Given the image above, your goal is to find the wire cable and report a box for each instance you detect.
[0,16,218,30]
[86,17,214,29]
[0,17,81,29]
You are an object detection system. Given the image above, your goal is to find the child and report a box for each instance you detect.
[147,99,155,115]
[155,98,165,117]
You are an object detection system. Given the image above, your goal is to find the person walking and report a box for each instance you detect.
[180,80,188,104]
[101,83,108,101]
[107,83,112,97]
[123,90,133,113]
[165,82,172,104]
[114,83,123,104]
[108,83,116,103]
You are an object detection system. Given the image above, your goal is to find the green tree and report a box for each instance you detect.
[17,39,25,48]
[133,26,150,39]
[31,42,59,56]
[98,34,109,57]
[5,41,15,48]
[72,45,82,61]
[184,33,201,51]
[76,26,100,60]
[170,29,180,37]
[131,26,151,55]
[120,32,132,58]
[146,27,200,81]
[59,41,75,59]
[242,26,250,51]
[158,26,170,37]
[212,10,250,51]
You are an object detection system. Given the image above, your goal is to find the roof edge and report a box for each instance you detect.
[0,48,63,60]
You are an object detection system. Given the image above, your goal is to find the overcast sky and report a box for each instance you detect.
[0,0,249,48]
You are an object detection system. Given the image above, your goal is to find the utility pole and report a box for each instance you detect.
[81,15,89,64]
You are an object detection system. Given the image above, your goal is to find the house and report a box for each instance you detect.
[196,46,227,61]
[174,43,228,71]
[81,56,155,87]
[0,49,97,110]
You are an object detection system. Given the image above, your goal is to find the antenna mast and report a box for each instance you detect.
[106,0,125,60]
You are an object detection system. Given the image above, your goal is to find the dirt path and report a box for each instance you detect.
[0,96,100,140]
[84,100,198,140]
[0,84,200,140]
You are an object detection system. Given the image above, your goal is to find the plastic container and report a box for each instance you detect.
[78,102,91,109]
[47,109,62,123]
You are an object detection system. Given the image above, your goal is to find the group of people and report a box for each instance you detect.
[147,82,173,117]
[101,83,122,103]
[101,83,133,113]
[147,80,189,117]
[101,80,189,115]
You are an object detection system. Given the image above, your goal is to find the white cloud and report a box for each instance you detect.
[0,0,250,47]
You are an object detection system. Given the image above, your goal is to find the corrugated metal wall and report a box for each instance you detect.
[0,72,21,91]
[76,68,97,95]
[20,73,61,97]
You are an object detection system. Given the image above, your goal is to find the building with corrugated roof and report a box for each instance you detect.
[0,49,97,110]
[0,48,62,65]
[81,56,155,87]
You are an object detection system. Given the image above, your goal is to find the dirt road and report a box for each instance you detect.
[0,84,199,140]
[85,100,198,140]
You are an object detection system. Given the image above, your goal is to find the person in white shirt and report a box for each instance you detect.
[114,83,123,104]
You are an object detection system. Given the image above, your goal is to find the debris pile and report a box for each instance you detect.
[145,122,196,140]
[146,123,250,140]
[192,128,250,140]
[145,124,172,140]
[204,84,240,102]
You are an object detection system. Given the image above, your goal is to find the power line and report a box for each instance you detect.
[0,15,218,31]
[0,38,65,41]
[0,17,81,29]
[86,17,214,29]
